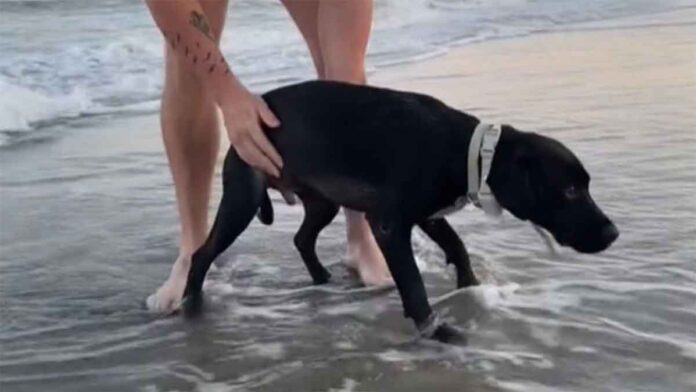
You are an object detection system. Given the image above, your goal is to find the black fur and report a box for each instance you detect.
[182,81,619,342]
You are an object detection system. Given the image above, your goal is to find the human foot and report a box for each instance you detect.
[343,209,394,287]
[146,253,192,314]
[345,234,394,288]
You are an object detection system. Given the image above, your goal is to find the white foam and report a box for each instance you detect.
[503,287,582,315]
[494,379,564,392]
[468,283,521,309]
[570,346,598,354]
[232,301,307,320]
[327,378,360,392]
[598,317,696,360]
[247,342,285,360]
[377,345,553,371]
[334,341,357,350]
[0,78,90,132]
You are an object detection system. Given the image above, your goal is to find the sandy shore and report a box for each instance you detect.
[2,9,695,392]
[375,10,696,128]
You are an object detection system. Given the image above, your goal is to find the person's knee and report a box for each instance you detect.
[317,0,371,83]
[319,34,368,83]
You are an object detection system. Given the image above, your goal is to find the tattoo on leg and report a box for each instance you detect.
[160,23,229,76]
[189,10,214,41]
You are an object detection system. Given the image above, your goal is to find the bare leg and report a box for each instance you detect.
[282,0,392,287]
[317,0,392,287]
[147,1,229,313]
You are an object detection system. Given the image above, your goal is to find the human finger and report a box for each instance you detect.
[238,138,280,178]
[256,96,281,128]
[249,125,283,169]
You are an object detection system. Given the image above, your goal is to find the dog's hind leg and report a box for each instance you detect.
[418,218,478,288]
[294,191,339,284]
[183,152,265,299]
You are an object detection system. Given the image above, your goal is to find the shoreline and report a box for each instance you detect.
[43,7,696,155]
[2,7,694,151]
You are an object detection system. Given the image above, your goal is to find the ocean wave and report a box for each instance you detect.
[0,78,91,137]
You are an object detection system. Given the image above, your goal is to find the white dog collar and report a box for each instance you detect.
[467,122,503,216]
[430,122,503,219]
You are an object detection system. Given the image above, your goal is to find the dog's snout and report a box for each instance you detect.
[600,223,619,244]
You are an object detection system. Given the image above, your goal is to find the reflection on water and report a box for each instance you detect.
[1,15,695,392]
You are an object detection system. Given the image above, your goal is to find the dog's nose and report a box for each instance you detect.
[600,223,619,244]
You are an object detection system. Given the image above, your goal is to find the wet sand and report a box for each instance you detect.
[1,9,695,392]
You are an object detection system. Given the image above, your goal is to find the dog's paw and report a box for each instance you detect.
[311,269,332,285]
[457,274,480,289]
[430,323,467,345]
[417,313,467,345]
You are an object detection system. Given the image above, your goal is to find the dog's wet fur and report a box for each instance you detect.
[182,81,619,342]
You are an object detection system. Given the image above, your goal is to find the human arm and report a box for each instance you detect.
[145,0,282,176]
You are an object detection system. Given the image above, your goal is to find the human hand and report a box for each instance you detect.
[218,81,283,177]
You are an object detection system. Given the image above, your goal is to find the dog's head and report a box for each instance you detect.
[488,126,618,253]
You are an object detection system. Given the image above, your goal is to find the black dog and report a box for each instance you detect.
[182,81,619,342]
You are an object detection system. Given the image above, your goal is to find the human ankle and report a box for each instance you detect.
[175,250,193,267]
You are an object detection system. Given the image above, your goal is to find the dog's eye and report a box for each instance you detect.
[564,186,578,199]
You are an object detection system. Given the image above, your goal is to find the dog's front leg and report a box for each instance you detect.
[367,215,465,344]
[419,218,479,288]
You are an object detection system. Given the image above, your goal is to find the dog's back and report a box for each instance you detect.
[261,80,475,211]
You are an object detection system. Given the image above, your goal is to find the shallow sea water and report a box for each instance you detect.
[1,9,696,392]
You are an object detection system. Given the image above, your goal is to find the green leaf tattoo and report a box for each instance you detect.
[189,10,214,41]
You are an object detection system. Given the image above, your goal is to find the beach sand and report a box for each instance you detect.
[1,10,695,392]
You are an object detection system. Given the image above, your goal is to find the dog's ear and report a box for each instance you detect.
[489,144,538,221]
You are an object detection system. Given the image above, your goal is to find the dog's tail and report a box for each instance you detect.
[256,190,274,225]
